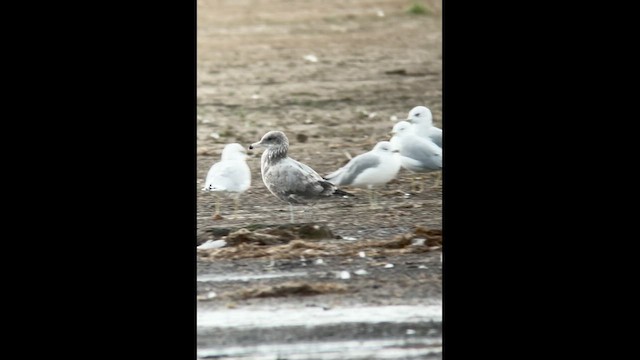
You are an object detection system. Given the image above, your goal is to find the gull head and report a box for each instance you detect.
[373,141,398,154]
[406,105,433,126]
[249,130,289,151]
[390,120,412,136]
[220,143,248,161]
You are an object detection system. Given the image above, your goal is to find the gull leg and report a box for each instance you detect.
[430,171,442,188]
[212,194,222,218]
[232,194,241,219]
[304,205,316,223]
[411,176,424,194]
[369,188,378,209]
[374,189,380,209]
[289,203,295,223]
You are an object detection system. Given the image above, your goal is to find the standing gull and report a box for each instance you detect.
[249,131,354,222]
[202,143,251,219]
[324,141,401,209]
[390,121,442,191]
[405,106,443,187]
[405,105,442,148]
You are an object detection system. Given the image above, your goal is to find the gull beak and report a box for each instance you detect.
[249,141,261,150]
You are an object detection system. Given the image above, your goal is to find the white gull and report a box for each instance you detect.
[405,105,442,148]
[390,121,442,191]
[324,141,401,208]
[202,143,251,218]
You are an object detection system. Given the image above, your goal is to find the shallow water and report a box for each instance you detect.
[197,271,309,283]
[198,337,442,359]
[197,304,441,328]
[197,303,442,359]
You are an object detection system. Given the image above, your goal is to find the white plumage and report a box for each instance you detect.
[405,105,442,148]
[390,121,442,191]
[202,143,251,218]
[324,141,401,208]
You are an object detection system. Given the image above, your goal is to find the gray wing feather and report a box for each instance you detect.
[264,158,333,204]
[329,153,380,186]
[428,127,442,148]
[402,140,442,170]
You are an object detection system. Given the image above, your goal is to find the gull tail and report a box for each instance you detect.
[319,180,355,198]
[202,184,226,192]
[323,169,343,185]
[333,188,355,198]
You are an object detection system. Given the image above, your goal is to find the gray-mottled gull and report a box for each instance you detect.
[390,121,442,191]
[202,143,251,219]
[405,105,442,148]
[324,141,401,209]
[249,130,354,222]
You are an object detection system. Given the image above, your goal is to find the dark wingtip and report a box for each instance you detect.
[319,180,354,198]
[333,188,355,198]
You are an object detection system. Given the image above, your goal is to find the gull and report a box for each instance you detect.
[249,131,354,222]
[405,105,442,148]
[324,141,401,209]
[202,143,251,219]
[390,121,442,191]
[197,240,227,250]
